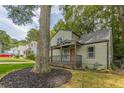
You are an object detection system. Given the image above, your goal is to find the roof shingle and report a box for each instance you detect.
[79,30,110,44]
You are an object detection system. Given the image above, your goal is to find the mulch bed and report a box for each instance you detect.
[0,68,72,88]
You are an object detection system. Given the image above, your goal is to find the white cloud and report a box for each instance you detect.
[0,18,29,40]
[0,6,36,40]
[0,5,64,40]
[51,6,63,15]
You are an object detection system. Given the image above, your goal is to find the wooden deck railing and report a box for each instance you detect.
[50,55,82,69]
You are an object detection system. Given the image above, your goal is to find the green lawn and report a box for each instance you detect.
[0,63,34,78]
[0,57,34,62]
[61,70,124,88]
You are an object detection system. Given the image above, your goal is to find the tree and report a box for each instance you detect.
[3,5,39,25]
[117,6,124,40]
[8,38,18,49]
[116,6,124,61]
[4,5,51,73]
[50,29,57,39]
[33,6,51,73]
[50,19,66,38]
[0,30,11,52]
[63,5,107,35]
[18,40,28,46]
[53,19,66,32]
[26,28,39,42]
[0,30,23,52]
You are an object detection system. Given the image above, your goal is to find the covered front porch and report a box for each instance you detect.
[50,40,82,69]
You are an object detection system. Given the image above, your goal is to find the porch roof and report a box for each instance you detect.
[51,40,81,49]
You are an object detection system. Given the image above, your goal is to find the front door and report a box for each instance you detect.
[70,48,75,67]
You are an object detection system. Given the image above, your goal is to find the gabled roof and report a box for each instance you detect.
[51,30,80,39]
[79,30,111,44]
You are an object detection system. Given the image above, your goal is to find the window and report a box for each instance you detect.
[57,37,62,44]
[87,46,95,59]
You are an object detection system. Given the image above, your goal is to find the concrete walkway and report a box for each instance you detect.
[0,62,34,64]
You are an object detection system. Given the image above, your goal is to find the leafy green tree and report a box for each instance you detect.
[50,19,66,38]
[3,5,39,25]
[53,19,66,31]
[8,38,18,49]
[115,6,124,61]
[26,28,39,42]
[63,5,112,35]
[4,5,51,73]
[18,40,28,46]
[0,30,11,52]
[50,29,57,39]
[117,6,124,39]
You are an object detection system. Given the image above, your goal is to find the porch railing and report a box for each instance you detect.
[50,55,82,68]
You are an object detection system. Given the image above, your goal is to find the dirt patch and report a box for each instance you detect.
[0,68,72,88]
[114,70,124,76]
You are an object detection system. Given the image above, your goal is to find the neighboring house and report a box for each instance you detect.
[7,47,19,55]
[50,30,113,69]
[7,41,37,57]
[8,46,27,57]
[27,41,37,55]
[18,45,28,57]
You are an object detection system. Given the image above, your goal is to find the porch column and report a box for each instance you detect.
[60,46,62,63]
[74,42,77,69]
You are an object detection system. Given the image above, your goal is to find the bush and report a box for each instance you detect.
[14,55,20,59]
[26,51,35,60]
[121,64,124,69]
[111,63,119,71]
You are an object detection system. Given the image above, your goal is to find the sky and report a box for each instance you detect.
[0,6,63,40]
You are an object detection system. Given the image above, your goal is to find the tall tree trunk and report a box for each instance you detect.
[33,5,51,73]
[117,6,124,39]
[118,6,124,63]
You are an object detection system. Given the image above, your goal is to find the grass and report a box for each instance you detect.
[0,58,124,88]
[0,63,34,78]
[61,70,124,88]
[0,57,34,62]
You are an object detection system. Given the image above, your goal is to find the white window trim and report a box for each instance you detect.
[87,45,95,59]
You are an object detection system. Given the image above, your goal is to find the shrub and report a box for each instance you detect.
[111,63,119,71]
[26,51,35,60]
[85,66,89,70]
[14,55,20,59]
[121,64,124,69]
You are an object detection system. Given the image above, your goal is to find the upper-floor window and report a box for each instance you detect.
[87,46,95,59]
[57,37,62,44]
